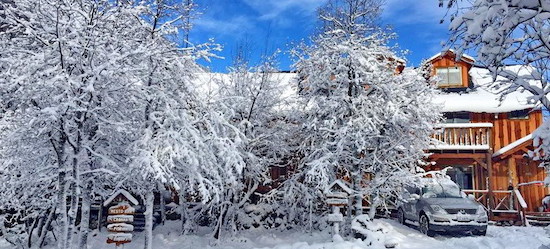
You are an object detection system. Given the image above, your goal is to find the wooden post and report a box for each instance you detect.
[486,151,495,219]
[98,203,102,232]
[508,158,519,187]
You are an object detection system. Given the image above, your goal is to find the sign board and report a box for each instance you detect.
[107,223,134,233]
[107,233,133,245]
[107,215,134,223]
[108,203,136,215]
[105,190,136,247]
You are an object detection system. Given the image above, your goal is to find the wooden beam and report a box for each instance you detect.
[429,153,488,160]
[474,158,487,169]
[487,151,495,218]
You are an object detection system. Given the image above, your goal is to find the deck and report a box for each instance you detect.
[430,123,493,151]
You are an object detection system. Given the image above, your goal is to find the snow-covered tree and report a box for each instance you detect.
[0,1,154,247]
[187,46,302,236]
[0,0,241,248]
[290,0,441,224]
[441,0,550,183]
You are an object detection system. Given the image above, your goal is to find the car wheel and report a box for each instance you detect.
[397,208,405,224]
[473,229,487,236]
[419,214,435,237]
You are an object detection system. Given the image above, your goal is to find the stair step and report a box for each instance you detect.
[527,220,550,226]
[526,215,550,221]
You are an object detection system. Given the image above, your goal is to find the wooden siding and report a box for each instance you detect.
[516,158,549,212]
[430,110,544,212]
[430,53,472,88]
[491,156,548,212]
[471,110,542,151]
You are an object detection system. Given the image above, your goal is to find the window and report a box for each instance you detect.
[509,109,529,120]
[443,112,470,123]
[436,67,463,87]
[447,166,474,190]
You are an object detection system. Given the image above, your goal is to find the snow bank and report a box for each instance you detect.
[13,219,548,249]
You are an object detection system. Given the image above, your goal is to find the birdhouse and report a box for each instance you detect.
[325,180,352,206]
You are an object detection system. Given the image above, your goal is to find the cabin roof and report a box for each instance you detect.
[434,66,539,113]
[493,134,533,159]
[191,65,541,114]
[426,49,475,64]
[103,189,139,206]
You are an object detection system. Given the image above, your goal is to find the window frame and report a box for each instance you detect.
[443,112,471,123]
[509,109,530,120]
[435,66,463,87]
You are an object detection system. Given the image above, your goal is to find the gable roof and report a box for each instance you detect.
[493,134,533,160]
[426,49,475,64]
[103,189,139,206]
[324,180,353,195]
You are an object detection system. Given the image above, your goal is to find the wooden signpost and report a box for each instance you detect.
[106,202,135,247]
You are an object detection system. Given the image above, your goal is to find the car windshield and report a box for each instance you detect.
[421,178,462,198]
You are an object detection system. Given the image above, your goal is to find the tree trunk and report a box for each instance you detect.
[368,196,380,221]
[213,204,227,239]
[354,172,363,216]
[78,184,91,248]
[35,214,46,246]
[37,208,56,248]
[144,192,155,249]
[180,193,187,234]
[65,181,79,248]
[26,216,39,248]
[57,170,68,249]
[160,190,166,225]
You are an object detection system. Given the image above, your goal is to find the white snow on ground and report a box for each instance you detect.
[3,219,549,249]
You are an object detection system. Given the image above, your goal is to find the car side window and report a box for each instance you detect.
[404,186,420,197]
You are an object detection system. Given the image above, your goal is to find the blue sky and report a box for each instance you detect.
[190,0,452,72]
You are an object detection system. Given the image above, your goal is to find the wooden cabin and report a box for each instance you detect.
[426,50,550,225]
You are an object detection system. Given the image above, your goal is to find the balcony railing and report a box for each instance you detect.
[430,123,493,150]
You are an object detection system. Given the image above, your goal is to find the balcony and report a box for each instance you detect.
[430,123,493,150]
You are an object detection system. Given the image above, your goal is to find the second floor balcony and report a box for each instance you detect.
[430,123,493,151]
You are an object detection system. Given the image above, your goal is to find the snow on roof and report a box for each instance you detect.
[425,49,475,64]
[192,64,541,115]
[325,180,353,195]
[103,189,139,206]
[434,66,538,113]
[492,134,533,158]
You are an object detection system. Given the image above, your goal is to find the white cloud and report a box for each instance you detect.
[242,0,328,21]
[194,15,255,37]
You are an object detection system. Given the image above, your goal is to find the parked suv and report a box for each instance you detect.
[396,177,488,236]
